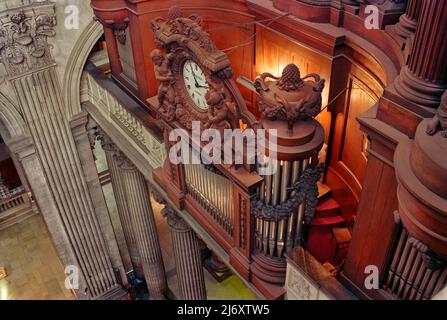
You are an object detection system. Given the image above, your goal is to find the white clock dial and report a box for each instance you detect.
[183,60,209,110]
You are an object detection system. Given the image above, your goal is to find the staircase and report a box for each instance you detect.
[306,185,351,266]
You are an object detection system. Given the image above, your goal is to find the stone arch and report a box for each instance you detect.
[0,91,27,140]
[63,19,104,120]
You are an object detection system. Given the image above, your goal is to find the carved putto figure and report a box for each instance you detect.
[205,76,233,134]
[427,90,447,138]
[151,48,176,120]
[255,64,325,133]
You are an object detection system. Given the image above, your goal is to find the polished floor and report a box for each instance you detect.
[0,215,74,300]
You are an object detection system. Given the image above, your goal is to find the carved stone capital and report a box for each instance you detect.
[161,206,191,232]
[86,117,99,150]
[96,127,118,154]
[151,188,167,206]
[0,2,57,77]
[117,156,136,172]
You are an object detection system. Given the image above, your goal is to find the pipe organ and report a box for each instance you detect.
[149,8,326,299]
[255,159,311,259]
[385,223,447,300]
[184,163,234,237]
[250,64,326,287]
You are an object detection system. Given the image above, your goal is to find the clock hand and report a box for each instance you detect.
[193,74,209,89]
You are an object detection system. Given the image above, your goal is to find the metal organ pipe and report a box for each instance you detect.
[184,162,234,237]
[255,155,314,257]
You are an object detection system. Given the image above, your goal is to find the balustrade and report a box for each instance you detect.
[0,192,30,214]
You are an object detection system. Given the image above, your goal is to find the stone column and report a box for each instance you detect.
[0,4,123,299]
[119,158,167,299]
[72,113,128,288]
[99,134,143,279]
[395,0,423,39]
[162,207,207,300]
[395,0,447,109]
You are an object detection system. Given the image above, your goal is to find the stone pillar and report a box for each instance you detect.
[162,207,207,300]
[0,4,123,299]
[72,113,128,288]
[8,135,90,299]
[119,158,167,299]
[395,0,423,39]
[99,134,143,279]
[395,0,447,109]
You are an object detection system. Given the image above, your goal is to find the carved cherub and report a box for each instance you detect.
[151,48,176,120]
[426,90,447,138]
[205,76,232,135]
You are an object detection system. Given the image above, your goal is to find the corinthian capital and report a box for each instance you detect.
[0,2,56,77]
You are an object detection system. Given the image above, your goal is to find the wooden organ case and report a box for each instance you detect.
[150,7,326,299]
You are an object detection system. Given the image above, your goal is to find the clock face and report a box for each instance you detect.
[182,60,209,110]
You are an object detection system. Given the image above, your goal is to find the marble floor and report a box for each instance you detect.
[0,215,74,300]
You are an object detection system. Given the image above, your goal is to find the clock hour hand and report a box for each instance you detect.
[191,68,209,89]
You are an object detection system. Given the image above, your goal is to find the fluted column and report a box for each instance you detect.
[100,135,143,279]
[395,0,422,39]
[0,4,124,299]
[119,158,167,299]
[163,207,207,300]
[395,0,447,109]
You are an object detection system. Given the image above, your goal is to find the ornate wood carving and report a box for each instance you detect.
[251,165,324,222]
[255,64,325,133]
[150,6,252,131]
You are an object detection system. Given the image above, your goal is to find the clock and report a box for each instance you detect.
[182,60,209,111]
[151,7,258,131]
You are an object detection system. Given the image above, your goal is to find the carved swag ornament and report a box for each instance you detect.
[0,5,56,77]
[251,164,325,223]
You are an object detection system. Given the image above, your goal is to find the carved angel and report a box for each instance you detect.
[151,49,176,121]
[205,76,232,134]
[427,90,447,138]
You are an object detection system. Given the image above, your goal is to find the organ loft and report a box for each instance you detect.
[0,0,445,302]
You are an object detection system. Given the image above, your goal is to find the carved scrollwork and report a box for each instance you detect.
[0,4,56,77]
[152,6,215,53]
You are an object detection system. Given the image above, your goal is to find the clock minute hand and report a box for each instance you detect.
[192,73,209,89]
[191,70,201,87]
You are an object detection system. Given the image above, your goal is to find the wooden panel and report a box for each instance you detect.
[339,79,377,189]
[343,152,398,298]
[255,25,333,137]
[326,59,383,216]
